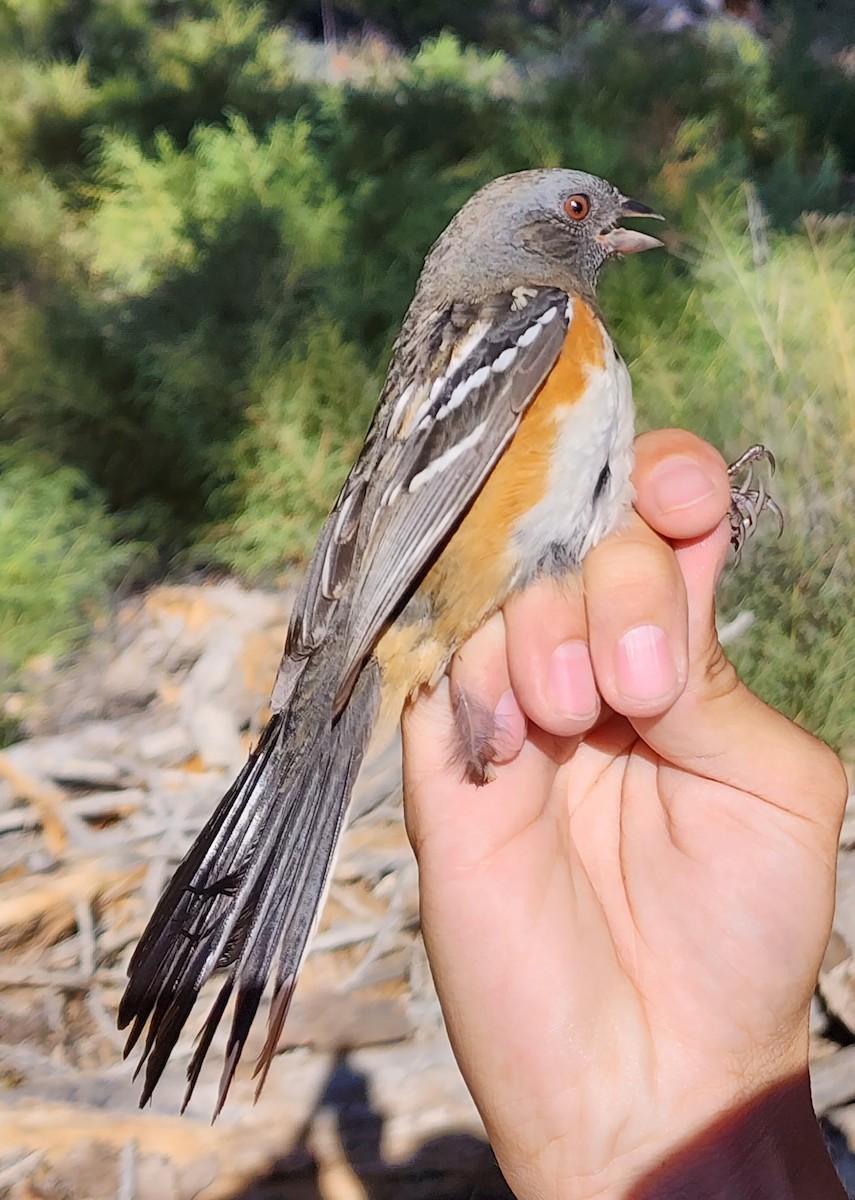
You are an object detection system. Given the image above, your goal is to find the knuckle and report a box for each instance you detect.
[586,532,677,602]
[505,579,586,646]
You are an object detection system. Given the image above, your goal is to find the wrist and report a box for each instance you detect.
[627,1072,845,1200]
[497,1073,844,1200]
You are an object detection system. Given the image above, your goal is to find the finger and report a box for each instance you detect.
[635,517,848,832]
[503,576,600,736]
[584,510,689,718]
[402,613,530,858]
[402,673,556,866]
[633,428,731,543]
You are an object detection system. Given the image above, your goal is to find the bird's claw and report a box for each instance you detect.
[726,444,784,565]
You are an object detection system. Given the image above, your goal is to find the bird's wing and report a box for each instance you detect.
[276,287,571,708]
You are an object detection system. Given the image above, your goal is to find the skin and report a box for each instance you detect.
[401,428,849,1200]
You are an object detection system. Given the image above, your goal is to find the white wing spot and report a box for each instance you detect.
[411,323,490,433]
[436,365,491,420]
[381,480,402,508]
[492,345,518,374]
[321,526,347,598]
[331,488,358,540]
[412,303,565,432]
[409,378,444,432]
[408,420,489,492]
[385,382,414,438]
[515,305,558,349]
[517,321,542,348]
[447,321,491,373]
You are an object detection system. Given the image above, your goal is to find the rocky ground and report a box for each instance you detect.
[0,580,854,1199]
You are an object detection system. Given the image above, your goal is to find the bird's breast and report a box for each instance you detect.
[509,310,635,581]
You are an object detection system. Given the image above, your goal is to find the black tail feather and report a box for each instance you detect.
[119,660,381,1113]
[182,978,232,1113]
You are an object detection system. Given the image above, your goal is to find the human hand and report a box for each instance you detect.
[402,429,848,1200]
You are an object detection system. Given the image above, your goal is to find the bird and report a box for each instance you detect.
[118,168,777,1115]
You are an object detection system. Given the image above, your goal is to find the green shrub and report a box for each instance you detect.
[0,447,134,685]
[208,320,381,576]
[1,114,343,544]
[88,114,342,296]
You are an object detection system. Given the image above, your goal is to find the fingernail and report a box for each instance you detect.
[614,625,676,703]
[547,641,598,719]
[493,689,526,760]
[651,458,716,513]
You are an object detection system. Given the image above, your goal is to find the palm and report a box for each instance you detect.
[412,702,837,1185]
[548,715,826,1062]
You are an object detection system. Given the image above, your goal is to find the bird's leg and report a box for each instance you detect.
[726,444,785,565]
[450,683,500,786]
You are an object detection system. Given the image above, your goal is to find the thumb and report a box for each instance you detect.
[633,519,846,833]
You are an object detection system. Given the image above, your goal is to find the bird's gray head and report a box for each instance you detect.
[417,168,663,306]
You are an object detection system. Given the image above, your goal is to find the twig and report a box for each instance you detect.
[309,922,380,954]
[75,898,96,979]
[0,753,70,855]
[744,182,770,268]
[0,1150,44,1190]
[0,858,144,944]
[117,1139,136,1200]
[0,965,126,988]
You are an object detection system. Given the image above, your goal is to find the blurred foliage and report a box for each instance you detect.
[0,446,134,687]
[205,318,381,572]
[630,210,855,749]
[0,0,853,744]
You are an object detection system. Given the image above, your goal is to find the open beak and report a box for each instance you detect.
[597,196,665,255]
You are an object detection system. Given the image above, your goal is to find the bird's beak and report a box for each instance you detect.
[597,196,665,255]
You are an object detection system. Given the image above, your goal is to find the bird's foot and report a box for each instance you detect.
[726,444,784,565]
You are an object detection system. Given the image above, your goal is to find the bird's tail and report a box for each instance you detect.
[118,659,381,1115]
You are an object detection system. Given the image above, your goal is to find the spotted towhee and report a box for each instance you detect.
[119,169,780,1113]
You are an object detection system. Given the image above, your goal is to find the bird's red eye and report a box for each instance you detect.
[563,193,590,221]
